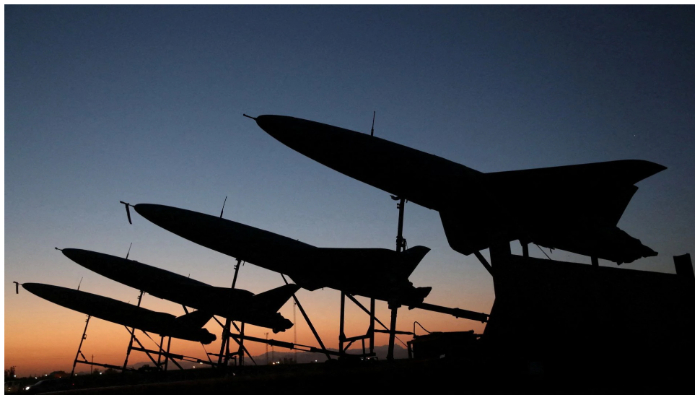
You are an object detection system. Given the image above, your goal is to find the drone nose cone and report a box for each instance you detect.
[255,115,339,160]
[21,282,41,295]
[133,204,175,225]
[133,203,158,218]
[22,283,56,299]
[61,248,105,272]
[255,115,297,143]
[61,248,85,264]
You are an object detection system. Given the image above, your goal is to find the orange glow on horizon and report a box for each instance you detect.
[5,282,492,377]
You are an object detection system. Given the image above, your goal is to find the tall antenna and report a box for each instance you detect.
[293,301,297,364]
[220,196,228,218]
[125,243,132,260]
[370,111,376,137]
[77,277,83,291]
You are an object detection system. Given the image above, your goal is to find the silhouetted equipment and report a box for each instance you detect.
[13,281,18,294]
[370,111,375,137]
[337,293,377,359]
[336,290,413,360]
[60,248,297,333]
[410,302,488,322]
[217,257,253,369]
[40,284,215,373]
[248,113,694,390]
[122,290,145,371]
[343,293,410,350]
[482,245,694,382]
[280,274,332,361]
[23,283,217,344]
[126,202,487,362]
[210,316,256,366]
[251,115,664,265]
[225,333,346,358]
[72,315,91,377]
[408,329,481,360]
[124,325,216,372]
[130,203,433,307]
[388,196,406,361]
[413,321,431,335]
[673,253,694,277]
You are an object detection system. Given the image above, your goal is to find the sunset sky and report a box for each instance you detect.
[5,5,694,377]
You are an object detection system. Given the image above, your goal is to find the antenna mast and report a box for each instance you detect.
[220,196,228,218]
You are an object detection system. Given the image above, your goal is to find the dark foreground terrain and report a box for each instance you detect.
[19,357,692,395]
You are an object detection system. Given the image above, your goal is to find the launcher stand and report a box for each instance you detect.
[122,290,145,370]
[281,274,331,361]
[337,293,412,359]
[387,196,406,360]
[71,315,92,377]
[217,258,244,368]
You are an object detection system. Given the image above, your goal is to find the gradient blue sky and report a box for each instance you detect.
[5,5,694,375]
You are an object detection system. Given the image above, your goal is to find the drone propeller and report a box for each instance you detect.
[120,201,134,224]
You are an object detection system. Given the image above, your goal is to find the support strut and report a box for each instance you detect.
[387,196,406,360]
[218,258,243,368]
[122,290,144,371]
[281,274,331,360]
[71,315,91,377]
[339,291,346,358]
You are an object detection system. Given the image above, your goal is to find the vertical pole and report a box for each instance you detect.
[231,258,242,289]
[369,298,375,356]
[225,324,231,365]
[388,197,405,361]
[219,258,242,368]
[592,257,599,267]
[157,336,164,370]
[387,305,398,361]
[71,315,91,377]
[164,337,172,372]
[265,333,269,366]
[218,323,230,368]
[122,291,144,371]
[396,198,406,252]
[339,292,346,358]
[238,322,245,366]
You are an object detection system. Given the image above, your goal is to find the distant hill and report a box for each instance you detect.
[248,344,409,365]
[129,344,408,370]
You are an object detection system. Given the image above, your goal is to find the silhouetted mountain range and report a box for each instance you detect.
[128,344,408,370]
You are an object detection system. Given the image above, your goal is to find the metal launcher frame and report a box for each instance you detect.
[110,200,487,369]
[213,259,341,365]
[335,197,489,360]
[68,290,217,378]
